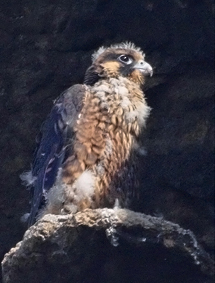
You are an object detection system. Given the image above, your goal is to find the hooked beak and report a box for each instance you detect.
[133,60,153,76]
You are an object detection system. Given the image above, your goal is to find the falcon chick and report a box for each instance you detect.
[21,42,153,226]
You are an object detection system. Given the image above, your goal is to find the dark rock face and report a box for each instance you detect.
[0,0,214,282]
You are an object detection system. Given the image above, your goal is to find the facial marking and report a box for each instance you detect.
[101,61,120,77]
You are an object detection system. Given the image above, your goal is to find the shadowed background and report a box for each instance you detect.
[0,0,214,282]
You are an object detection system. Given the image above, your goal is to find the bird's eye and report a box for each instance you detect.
[118,55,133,65]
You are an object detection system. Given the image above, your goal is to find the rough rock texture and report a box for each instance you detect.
[2,209,215,283]
[0,0,214,282]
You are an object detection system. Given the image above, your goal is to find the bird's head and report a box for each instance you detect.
[84,42,153,85]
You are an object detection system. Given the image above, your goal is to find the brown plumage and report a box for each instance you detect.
[21,42,153,226]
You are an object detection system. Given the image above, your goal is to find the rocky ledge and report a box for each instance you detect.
[2,208,214,283]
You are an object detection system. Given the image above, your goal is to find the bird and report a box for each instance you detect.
[20,42,153,227]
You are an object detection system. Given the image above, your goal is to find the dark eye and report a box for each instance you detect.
[118,55,133,65]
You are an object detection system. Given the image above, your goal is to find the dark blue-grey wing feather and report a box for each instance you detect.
[24,84,85,226]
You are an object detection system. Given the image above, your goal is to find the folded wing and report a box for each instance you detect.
[21,85,85,226]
